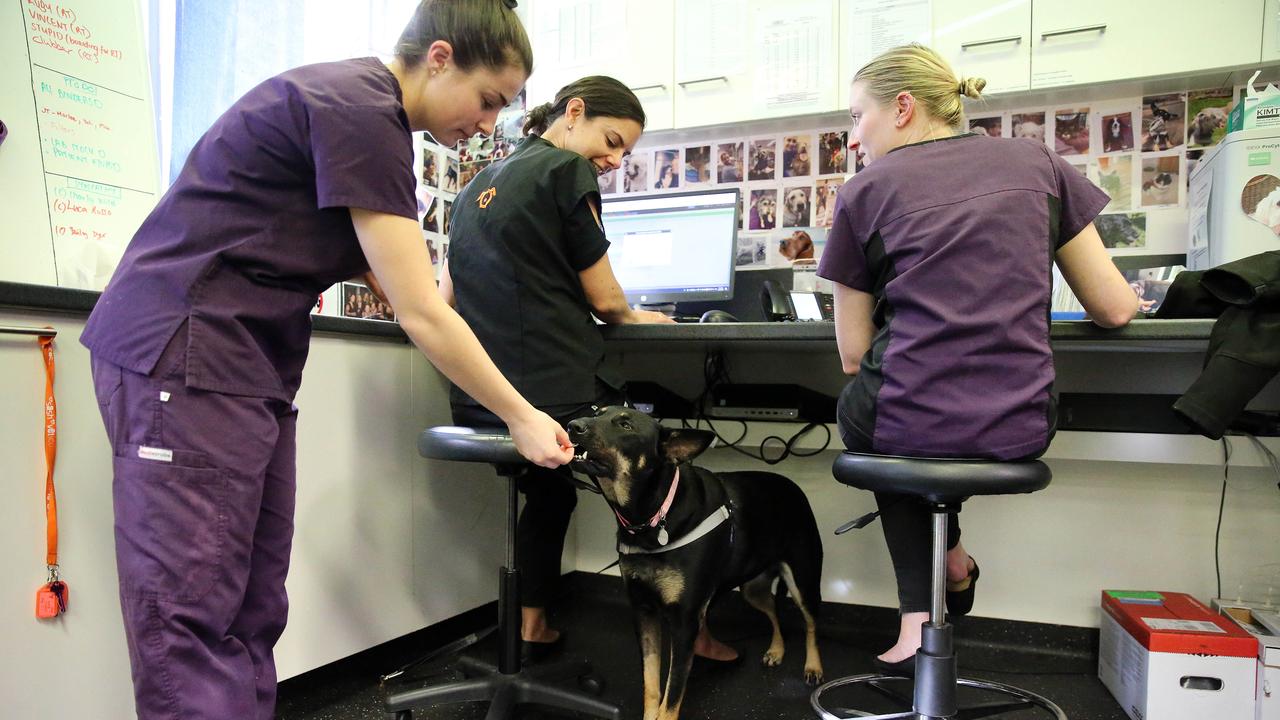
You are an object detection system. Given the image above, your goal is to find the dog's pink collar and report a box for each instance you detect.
[615,467,680,536]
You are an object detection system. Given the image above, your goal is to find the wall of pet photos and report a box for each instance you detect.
[315,77,1251,321]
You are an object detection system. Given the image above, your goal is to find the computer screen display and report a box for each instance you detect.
[790,291,824,321]
[600,188,740,305]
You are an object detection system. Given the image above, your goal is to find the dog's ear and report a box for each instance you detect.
[659,427,716,464]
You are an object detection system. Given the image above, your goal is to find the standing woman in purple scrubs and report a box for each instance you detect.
[80,1,569,718]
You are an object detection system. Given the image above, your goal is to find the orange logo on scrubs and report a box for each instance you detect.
[477,187,496,209]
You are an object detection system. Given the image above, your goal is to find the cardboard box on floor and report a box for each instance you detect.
[1099,591,1257,720]
[1214,598,1280,720]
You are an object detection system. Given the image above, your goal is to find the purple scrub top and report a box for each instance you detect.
[817,134,1109,460]
[81,57,417,401]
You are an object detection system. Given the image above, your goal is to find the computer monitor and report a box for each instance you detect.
[600,188,740,305]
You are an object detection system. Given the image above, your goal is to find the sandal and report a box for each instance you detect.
[945,558,980,617]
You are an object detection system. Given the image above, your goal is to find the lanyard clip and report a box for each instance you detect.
[47,564,59,583]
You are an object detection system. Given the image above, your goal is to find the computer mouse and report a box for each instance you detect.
[699,309,739,323]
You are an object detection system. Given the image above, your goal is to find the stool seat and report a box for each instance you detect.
[833,452,1051,503]
[418,426,523,465]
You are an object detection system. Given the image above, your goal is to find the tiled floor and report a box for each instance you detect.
[276,572,1127,719]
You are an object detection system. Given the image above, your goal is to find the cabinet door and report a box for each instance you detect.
[1031,0,1263,89]
[674,0,839,128]
[839,0,937,108]
[1264,0,1280,62]
[930,0,1031,95]
[525,0,675,130]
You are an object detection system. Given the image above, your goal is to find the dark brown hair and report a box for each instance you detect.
[522,76,646,136]
[395,0,533,75]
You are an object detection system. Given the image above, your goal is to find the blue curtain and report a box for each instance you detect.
[169,0,305,180]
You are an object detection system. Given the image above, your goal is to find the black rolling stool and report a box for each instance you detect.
[811,453,1067,720]
[384,427,620,720]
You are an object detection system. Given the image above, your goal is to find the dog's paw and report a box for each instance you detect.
[761,649,784,667]
[804,667,824,686]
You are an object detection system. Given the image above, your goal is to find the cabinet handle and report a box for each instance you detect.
[677,76,729,88]
[629,83,668,93]
[960,35,1022,50]
[0,325,57,337]
[1040,24,1107,40]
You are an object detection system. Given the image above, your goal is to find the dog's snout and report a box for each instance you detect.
[567,419,588,437]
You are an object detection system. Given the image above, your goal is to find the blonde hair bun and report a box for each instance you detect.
[959,76,987,100]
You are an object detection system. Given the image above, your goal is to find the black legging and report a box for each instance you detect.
[451,387,623,608]
[838,427,962,614]
[837,385,1050,614]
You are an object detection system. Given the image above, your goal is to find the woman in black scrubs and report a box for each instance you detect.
[440,76,740,661]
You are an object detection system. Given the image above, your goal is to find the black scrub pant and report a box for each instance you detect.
[451,385,624,608]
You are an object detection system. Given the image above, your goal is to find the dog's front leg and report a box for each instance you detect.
[633,605,663,720]
[656,602,703,720]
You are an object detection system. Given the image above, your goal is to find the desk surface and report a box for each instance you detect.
[600,319,1215,353]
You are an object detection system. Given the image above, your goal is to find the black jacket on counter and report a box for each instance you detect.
[1154,251,1280,439]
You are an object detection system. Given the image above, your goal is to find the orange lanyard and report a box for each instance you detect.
[39,334,58,573]
[35,333,67,620]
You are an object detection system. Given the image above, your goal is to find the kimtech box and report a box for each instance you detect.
[1099,591,1257,720]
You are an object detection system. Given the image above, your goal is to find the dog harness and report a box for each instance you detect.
[617,505,731,556]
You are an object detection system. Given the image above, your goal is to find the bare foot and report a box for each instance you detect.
[521,607,561,644]
[694,625,739,661]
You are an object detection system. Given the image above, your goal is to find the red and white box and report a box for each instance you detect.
[1099,590,1258,720]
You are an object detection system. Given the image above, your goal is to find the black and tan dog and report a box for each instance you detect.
[567,407,824,720]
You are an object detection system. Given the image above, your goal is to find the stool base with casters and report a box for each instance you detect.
[383,427,619,720]
[811,453,1067,720]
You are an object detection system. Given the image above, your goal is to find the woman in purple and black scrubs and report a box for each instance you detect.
[80,2,570,718]
[817,44,1139,675]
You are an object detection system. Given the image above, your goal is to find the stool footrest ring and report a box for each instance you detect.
[810,673,1068,720]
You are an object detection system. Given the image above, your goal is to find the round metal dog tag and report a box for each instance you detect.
[657,527,669,546]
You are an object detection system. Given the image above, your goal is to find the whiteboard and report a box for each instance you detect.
[1,0,159,290]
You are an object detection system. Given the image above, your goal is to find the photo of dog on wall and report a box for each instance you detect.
[818,131,848,175]
[1101,112,1135,153]
[1141,155,1181,207]
[782,135,812,178]
[737,233,767,266]
[653,149,680,189]
[1187,89,1233,149]
[624,153,649,193]
[1012,112,1047,145]
[1091,154,1134,213]
[1095,212,1147,249]
[1054,108,1090,155]
[1141,93,1185,152]
[684,145,712,184]
[969,115,1005,138]
[813,177,842,227]
[778,229,815,262]
[748,138,777,181]
[598,167,617,194]
[718,141,744,183]
[782,185,811,227]
[749,189,777,230]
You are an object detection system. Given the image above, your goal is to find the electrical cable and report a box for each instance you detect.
[1215,437,1231,599]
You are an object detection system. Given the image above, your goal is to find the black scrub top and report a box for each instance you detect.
[448,135,619,408]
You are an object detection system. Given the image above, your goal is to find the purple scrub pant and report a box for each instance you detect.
[91,325,297,720]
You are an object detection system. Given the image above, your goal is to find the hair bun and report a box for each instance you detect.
[521,102,553,136]
[958,76,987,99]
